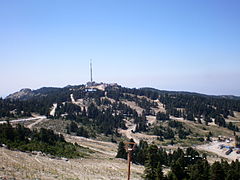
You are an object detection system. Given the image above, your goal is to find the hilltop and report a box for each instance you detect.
[2,83,240,145]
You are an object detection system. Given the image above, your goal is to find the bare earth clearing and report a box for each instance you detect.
[196,141,240,161]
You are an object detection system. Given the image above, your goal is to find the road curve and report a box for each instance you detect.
[0,116,46,124]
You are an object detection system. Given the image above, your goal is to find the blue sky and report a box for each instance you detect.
[0,0,240,97]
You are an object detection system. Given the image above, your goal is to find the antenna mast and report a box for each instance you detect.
[90,59,93,82]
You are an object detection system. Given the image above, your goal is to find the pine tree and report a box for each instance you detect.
[82,107,87,116]
[144,144,160,179]
[171,159,186,180]
[134,140,148,165]
[116,141,127,159]
[210,161,225,180]
[155,162,164,180]
[189,160,210,180]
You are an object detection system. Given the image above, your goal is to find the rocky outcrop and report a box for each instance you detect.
[6,88,35,100]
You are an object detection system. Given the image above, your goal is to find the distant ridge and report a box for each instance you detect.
[140,87,240,100]
[6,87,68,100]
[5,84,240,101]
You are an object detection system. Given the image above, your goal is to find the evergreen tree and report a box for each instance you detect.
[116,141,127,159]
[170,159,186,180]
[87,103,99,119]
[228,160,240,180]
[144,144,160,179]
[133,140,148,165]
[82,107,87,116]
[156,112,170,121]
[210,161,225,180]
[155,162,164,180]
[69,121,78,132]
[189,160,210,180]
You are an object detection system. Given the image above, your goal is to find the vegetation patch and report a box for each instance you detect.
[0,122,88,158]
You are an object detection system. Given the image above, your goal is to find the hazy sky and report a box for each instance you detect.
[1,0,240,97]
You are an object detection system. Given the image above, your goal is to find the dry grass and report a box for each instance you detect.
[0,135,144,180]
[172,116,240,138]
[121,100,144,115]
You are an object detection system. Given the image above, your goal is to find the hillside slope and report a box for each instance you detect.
[1,83,240,179]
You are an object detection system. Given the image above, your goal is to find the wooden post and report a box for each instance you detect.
[127,150,131,180]
[125,141,136,180]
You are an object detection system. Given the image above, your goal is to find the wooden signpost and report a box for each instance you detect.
[124,141,136,180]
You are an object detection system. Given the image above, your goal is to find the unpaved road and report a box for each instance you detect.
[27,118,47,129]
[49,103,57,116]
[119,119,138,143]
[70,94,76,104]
[0,116,46,124]
[119,118,158,144]
[65,135,118,157]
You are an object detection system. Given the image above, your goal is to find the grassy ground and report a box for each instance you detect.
[0,135,144,180]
